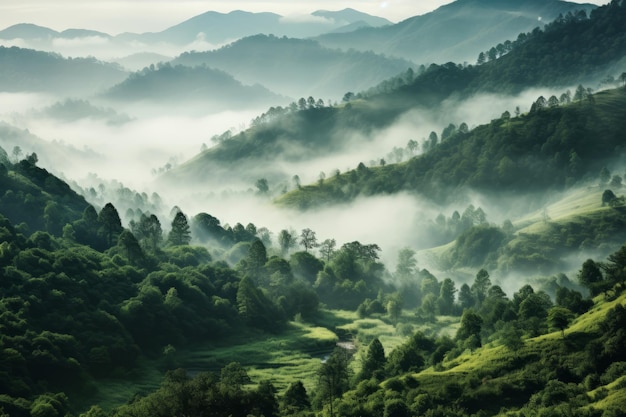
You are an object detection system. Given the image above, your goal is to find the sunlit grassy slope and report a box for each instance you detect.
[409,292,626,414]
[420,185,626,275]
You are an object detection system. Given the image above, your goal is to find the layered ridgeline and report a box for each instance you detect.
[115,9,391,46]
[0,46,127,94]
[102,63,283,110]
[0,9,391,50]
[172,34,415,99]
[2,153,626,417]
[161,1,626,189]
[315,0,597,63]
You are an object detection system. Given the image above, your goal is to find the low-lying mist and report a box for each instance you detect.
[0,36,221,69]
[2,84,612,289]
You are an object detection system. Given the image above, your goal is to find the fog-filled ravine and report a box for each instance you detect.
[2,1,626,417]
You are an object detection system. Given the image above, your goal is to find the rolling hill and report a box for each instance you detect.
[103,63,283,109]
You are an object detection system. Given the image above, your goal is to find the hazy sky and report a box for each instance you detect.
[0,0,607,35]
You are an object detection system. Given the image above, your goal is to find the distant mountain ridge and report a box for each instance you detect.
[0,22,111,40]
[0,46,127,94]
[103,63,283,110]
[0,8,392,46]
[172,34,414,99]
[315,0,597,63]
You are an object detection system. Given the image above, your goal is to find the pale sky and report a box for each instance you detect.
[0,0,606,35]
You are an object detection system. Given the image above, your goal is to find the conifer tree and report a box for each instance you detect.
[168,211,191,246]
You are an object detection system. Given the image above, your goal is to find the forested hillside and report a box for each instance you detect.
[164,1,626,189]
[2,145,626,417]
[278,87,626,208]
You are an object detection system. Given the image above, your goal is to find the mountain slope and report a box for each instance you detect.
[316,0,597,63]
[277,87,626,208]
[172,34,414,98]
[0,146,90,233]
[0,46,127,94]
[0,23,58,40]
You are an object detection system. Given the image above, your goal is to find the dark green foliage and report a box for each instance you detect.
[289,251,323,284]
[314,347,351,415]
[191,212,230,245]
[167,211,191,246]
[113,366,279,417]
[386,332,436,376]
[603,244,626,287]
[312,241,387,310]
[556,286,592,315]
[237,276,284,331]
[242,239,268,278]
[130,213,162,252]
[357,338,386,382]
[547,307,574,337]
[602,189,618,206]
[518,291,553,336]
[116,230,144,265]
[0,166,301,413]
[456,310,483,347]
[98,203,123,247]
[471,269,492,306]
[383,398,410,417]
[0,157,88,236]
[458,283,475,310]
[356,298,386,318]
[578,259,606,296]
[281,381,310,413]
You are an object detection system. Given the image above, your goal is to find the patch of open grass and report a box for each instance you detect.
[83,358,164,412]
[180,321,338,394]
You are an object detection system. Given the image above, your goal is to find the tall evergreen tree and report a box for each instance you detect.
[168,211,191,246]
[358,338,386,381]
[98,202,123,247]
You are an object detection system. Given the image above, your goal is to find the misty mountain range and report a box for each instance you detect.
[0,0,596,67]
[161,2,626,191]
[0,8,391,47]
[172,34,414,98]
